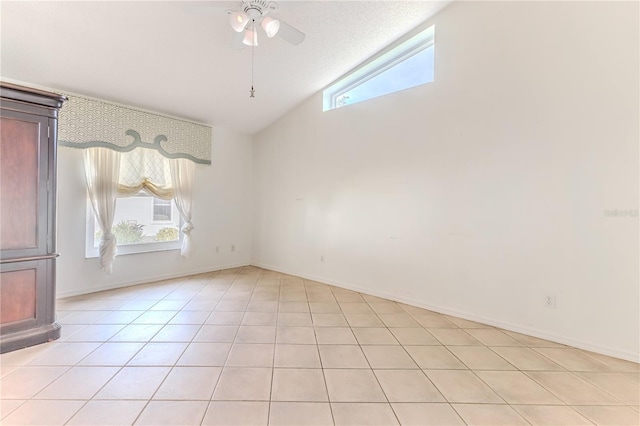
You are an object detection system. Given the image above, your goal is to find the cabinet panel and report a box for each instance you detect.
[0,259,50,338]
[0,268,37,324]
[0,259,56,351]
[0,116,40,250]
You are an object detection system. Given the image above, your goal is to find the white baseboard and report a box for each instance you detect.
[56,262,250,299]
[252,262,640,363]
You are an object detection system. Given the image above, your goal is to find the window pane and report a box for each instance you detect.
[337,45,434,108]
[94,193,180,247]
[153,198,172,221]
[323,25,434,111]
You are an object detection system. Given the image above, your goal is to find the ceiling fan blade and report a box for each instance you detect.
[276,20,305,45]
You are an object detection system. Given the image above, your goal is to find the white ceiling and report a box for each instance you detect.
[1,1,450,134]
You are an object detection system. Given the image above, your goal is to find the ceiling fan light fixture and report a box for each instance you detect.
[229,11,249,32]
[261,16,280,37]
[242,27,258,46]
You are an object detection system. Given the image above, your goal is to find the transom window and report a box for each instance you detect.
[323,25,435,111]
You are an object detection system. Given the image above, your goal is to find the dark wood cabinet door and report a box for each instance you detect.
[0,110,50,259]
[0,260,44,332]
[0,259,57,350]
[1,268,37,325]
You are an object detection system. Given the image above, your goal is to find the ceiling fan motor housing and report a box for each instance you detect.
[241,0,277,19]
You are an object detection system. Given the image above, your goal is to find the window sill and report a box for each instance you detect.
[85,241,181,259]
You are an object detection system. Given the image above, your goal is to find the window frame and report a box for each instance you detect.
[85,193,182,258]
[323,24,435,111]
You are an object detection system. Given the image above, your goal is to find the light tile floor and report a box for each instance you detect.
[1,266,638,425]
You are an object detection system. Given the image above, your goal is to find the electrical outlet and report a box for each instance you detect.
[320,255,324,262]
[231,244,235,252]
[545,294,556,308]
[215,246,219,253]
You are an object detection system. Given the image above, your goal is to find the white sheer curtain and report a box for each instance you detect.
[169,158,195,257]
[83,147,121,273]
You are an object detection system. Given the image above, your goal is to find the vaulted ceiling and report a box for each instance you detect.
[1,1,450,134]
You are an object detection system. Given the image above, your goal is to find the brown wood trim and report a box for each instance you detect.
[0,254,59,264]
[0,82,66,109]
[0,322,61,353]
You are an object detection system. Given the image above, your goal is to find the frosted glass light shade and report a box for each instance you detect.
[261,16,280,37]
[242,28,258,46]
[230,11,249,32]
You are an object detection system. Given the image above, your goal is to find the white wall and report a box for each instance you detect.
[57,126,253,297]
[252,1,639,361]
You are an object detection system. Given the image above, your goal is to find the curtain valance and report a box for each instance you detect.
[58,92,212,164]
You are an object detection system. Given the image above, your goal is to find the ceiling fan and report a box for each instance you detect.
[228,0,305,47]
[185,1,305,47]
[185,1,304,98]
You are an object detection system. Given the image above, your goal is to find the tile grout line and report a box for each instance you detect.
[306,278,337,425]
[123,272,220,425]
[3,266,638,425]
[265,272,281,425]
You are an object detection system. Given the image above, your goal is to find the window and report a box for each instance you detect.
[85,147,184,258]
[86,192,181,258]
[153,198,172,222]
[323,25,434,111]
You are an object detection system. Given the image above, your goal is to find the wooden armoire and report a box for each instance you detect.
[0,82,65,353]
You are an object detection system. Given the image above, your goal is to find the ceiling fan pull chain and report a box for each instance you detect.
[250,20,256,98]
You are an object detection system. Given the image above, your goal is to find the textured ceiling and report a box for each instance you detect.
[1,1,450,134]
